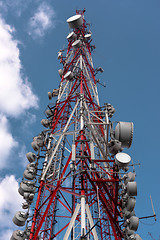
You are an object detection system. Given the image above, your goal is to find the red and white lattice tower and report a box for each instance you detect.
[11,10,142,240]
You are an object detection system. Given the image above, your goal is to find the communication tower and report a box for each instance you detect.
[11,10,143,240]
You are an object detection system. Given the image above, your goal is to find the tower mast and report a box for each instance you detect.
[11,10,142,240]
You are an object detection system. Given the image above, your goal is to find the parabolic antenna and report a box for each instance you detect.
[67,14,83,28]
[67,32,77,40]
[129,216,139,231]
[18,181,35,196]
[85,33,92,40]
[126,197,136,212]
[72,39,82,48]
[127,182,137,196]
[58,69,63,78]
[64,71,73,80]
[11,230,25,240]
[26,152,36,163]
[115,152,131,167]
[115,122,133,148]
[23,169,35,180]
[13,212,27,227]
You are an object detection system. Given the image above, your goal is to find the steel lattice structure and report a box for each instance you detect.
[11,10,143,240]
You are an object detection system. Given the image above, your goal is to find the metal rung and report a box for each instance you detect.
[89,122,108,125]
[75,139,90,142]
[76,155,91,159]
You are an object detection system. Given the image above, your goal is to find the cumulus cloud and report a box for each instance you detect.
[0,17,38,117]
[0,115,18,169]
[0,17,39,170]
[18,144,28,167]
[0,175,24,230]
[0,229,13,240]
[23,112,36,127]
[28,2,56,38]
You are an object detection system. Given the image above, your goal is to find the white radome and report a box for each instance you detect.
[115,152,131,167]
[67,14,83,28]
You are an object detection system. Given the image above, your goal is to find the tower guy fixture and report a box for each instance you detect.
[11,10,143,240]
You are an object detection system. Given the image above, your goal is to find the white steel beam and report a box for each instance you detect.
[81,193,86,236]
[58,80,69,102]
[72,144,76,161]
[41,99,80,180]
[85,204,98,240]
[63,203,80,240]
[90,142,95,160]
[82,58,100,106]
[42,138,52,175]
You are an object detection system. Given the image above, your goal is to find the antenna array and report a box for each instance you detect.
[11,10,143,240]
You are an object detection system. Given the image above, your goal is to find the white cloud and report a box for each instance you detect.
[0,175,24,230]
[0,17,39,169]
[0,229,13,240]
[0,17,38,117]
[18,144,28,167]
[0,115,18,169]
[23,112,36,127]
[28,2,56,38]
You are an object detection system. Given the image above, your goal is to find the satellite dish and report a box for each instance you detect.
[26,163,36,171]
[85,33,92,40]
[126,197,136,212]
[72,39,82,48]
[18,181,36,196]
[67,15,83,28]
[26,152,36,163]
[10,230,25,240]
[31,141,39,151]
[127,182,137,196]
[129,216,139,231]
[48,92,52,100]
[67,32,77,40]
[45,109,53,117]
[115,122,134,148]
[64,71,73,80]
[41,119,50,128]
[23,169,35,180]
[58,69,64,78]
[34,136,44,147]
[13,211,28,226]
[115,152,131,167]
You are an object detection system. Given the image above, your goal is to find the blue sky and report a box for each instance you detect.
[0,0,159,239]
